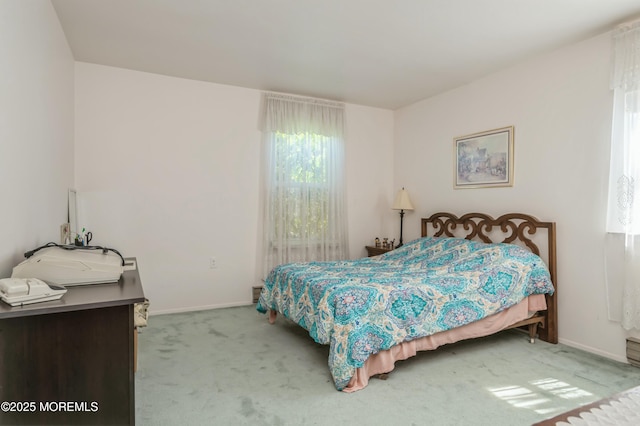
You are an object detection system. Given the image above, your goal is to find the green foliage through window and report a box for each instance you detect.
[272,132,332,240]
[274,132,328,184]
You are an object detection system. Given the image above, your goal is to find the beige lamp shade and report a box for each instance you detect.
[392,188,414,211]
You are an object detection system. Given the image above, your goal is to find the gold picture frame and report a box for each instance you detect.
[454,126,514,189]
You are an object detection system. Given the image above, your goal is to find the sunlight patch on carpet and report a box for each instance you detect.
[488,378,594,415]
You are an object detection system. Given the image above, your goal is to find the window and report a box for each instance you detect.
[272,131,333,243]
[607,90,640,233]
[260,93,348,276]
[605,20,640,330]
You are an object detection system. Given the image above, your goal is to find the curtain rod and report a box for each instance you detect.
[264,91,344,109]
[616,16,640,30]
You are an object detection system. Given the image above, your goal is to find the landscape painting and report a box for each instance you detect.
[454,126,514,189]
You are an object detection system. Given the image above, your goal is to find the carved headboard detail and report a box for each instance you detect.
[421,212,558,344]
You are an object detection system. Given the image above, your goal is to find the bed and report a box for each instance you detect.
[257,212,558,392]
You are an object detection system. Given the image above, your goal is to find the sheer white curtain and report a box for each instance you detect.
[606,19,640,330]
[260,93,349,277]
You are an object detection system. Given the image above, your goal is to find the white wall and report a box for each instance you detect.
[344,103,397,256]
[74,62,395,314]
[395,31,637,362]
[0,1,74,276]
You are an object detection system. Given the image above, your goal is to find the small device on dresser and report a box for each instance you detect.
[0,277,67,306]
[12,245,124,286]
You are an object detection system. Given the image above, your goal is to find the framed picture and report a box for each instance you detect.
[454,126,514,189]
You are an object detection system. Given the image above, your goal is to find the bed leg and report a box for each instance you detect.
[268,310,277,324]
[529,323,539,344]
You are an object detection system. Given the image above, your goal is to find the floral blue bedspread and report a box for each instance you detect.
[256,237,555,390]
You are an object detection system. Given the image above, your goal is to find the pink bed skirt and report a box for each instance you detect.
[344,294,547,392]
[267,294,547,393]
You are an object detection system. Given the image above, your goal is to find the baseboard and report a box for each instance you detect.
[149,301,253,316]
[559,337,628,364]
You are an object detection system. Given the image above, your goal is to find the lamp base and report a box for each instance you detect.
[398,209,405,247]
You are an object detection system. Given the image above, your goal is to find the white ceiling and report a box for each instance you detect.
[51,0,640,110]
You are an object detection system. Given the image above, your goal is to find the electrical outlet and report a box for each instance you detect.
[60,223,70,244]
[209,257,217,269]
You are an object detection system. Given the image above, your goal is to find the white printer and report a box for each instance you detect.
[12,245,124,286]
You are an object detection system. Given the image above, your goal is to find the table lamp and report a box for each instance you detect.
[392,187,414,247]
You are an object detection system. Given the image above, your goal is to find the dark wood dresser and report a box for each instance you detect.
[0,260,145,425]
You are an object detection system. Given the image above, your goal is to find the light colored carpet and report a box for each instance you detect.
[135,306,640,425]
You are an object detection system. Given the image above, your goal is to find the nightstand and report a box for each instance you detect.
[365,246,393,257]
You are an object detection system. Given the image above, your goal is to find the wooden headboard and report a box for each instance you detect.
[421,212,558,344]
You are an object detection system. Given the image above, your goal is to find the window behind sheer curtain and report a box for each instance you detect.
[260,93,348,277]
[605,20,640,330]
